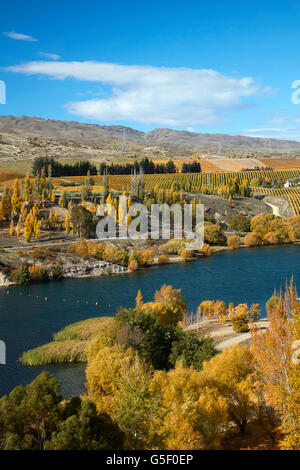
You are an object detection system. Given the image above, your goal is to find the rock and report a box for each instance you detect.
[0,271,13,287]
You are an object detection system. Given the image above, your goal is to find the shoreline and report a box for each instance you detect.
[0,240,298,288]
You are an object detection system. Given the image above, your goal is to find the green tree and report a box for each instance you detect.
[71,205,96,238]
[112,356,164,450]
[46,400,124,450]
[169,329,215,370]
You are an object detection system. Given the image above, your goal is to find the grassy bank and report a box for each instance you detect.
[20,316,113,365]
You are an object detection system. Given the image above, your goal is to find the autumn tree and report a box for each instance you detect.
[201,345,255,434]
[227,234,240,250]
[0,192,12,221]
[250,280,300,449]
[112,356,164,449]
[228,304,249,332]
[11,179,22,214]
[244,232,260,247]
[144,284,187,327]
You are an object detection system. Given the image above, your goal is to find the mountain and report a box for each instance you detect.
[1,115,300,161]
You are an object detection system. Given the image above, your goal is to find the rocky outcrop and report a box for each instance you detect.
[263,196,294,218]
[62,259,128,278]
[0,271,13,287]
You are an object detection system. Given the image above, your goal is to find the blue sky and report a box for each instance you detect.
[1,0,300,140]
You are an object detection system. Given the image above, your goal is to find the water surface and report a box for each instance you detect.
[0,245,299,397]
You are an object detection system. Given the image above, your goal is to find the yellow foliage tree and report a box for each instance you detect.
[11,179,22,214]
[201,345,255,434]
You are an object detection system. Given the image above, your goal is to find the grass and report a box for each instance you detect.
[20,340,88,365]
[53,316,113,341]
[20,316,114,366]
[0,160,32,175]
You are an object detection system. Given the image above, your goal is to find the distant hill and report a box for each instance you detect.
[1,115,300,161]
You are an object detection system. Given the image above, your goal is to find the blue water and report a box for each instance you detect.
[0,245,299,397]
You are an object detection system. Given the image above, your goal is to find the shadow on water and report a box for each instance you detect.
[0,244,299,397]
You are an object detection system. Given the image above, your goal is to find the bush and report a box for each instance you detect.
[128,260,139,271]
[227,234,240,250]
[263,231,279,245]
[13,265,30,285]
[204,224,227,245]
[228,304,249,332]
[199,243,212,257]
[244,232,260,247]
[115,307,174,370]
[140,249,155,266]
[286,216,300,239]
[28,265,49,283]
[227,214,250,232]
[157,254,170,265]
[103,245,128,266]
[52,263,64,281]
[161,239,186,255]
[180,249,195,261]
[251,213,295,242]
[169,329,215,370]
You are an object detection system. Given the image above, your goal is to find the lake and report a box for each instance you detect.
[0,244,299,397]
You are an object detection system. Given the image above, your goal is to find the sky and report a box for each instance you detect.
[1,0,300,140]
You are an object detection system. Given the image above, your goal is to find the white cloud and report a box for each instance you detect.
[38,52,60,60]
[3,31,37,42]
[6,60,263,126]
[243,127,300,141]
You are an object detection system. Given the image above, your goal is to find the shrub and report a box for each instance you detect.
[169,329,215,370]
[69,240,89,255]
[13,265,30,285]
[263,231,279,245]
[128,260,139,271]
[204,224,227,245]
[227,214,250,232]
[140,249,155,266]
[286,216,300,239]
[103,245,128,266]
[244,232,260,247]
[115,307,173,370]
[129,249,145,267]
[161,239,186,255]
[199,243,212,257]
[180,249,194,261]
[87,242,106,259]
[198,300,215,318]
[28,265,49,282]
[228,304,249,332]
[52,263,64,281]
[157,254,170,265]
[251,213,295,242]
[227,234,240,250]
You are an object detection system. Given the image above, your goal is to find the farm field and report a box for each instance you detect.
[258,158,300,169]
[0,169,24,184]
[252,186,300,216]
[47,168,300,192]
[205,157,266,171]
